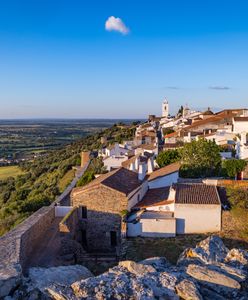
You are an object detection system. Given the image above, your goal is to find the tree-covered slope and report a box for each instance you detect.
[0,123,136,236]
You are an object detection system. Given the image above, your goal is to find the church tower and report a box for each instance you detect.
[162,98,169,118]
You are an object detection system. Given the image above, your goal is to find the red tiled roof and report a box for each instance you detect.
[136,144,157,150]
[164,132,178,138]
[72,167,141,196]
[174,184,220,205]
[148,162,180,182]
[135,187,173,208]
[233,117,248,122]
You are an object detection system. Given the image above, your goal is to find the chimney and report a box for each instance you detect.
[147,157,154,174]
[187,132,191,143]
[114,143,120,156]
[135,156,140,170]
[168,185,176,200]
[81,151,90,168]
[241,132,247,145]
[138,163,146,181]
[129,162,135,172]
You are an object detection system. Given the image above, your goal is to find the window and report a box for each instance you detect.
[81,206,87,219]
[110,231,117,247]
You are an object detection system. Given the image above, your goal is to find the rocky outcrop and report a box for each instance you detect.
[3,236,248,299]
[0,264,22,298]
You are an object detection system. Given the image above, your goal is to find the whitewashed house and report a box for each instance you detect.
[232,117,248,134]
[127,183,221,237]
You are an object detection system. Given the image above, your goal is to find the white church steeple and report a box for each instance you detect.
[162,98,169,118]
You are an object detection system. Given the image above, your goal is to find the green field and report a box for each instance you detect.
[0,166,24,180]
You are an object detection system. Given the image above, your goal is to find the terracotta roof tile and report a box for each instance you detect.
[174,183,220,205]
[234,117,248,122]
[148,162,180,182]
[72,167,141,196]
[135,187,173,208]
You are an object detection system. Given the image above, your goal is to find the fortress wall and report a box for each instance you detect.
[0,206,55,270]
[19,206,55,269]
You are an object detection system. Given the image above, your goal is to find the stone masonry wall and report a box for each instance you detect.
[59,207,79,237]
[19,206,55,269]
[0,206,55,271]
[71,185,128,252]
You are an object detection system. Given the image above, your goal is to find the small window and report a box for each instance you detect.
[110,231,117,247]
[137,194,140,202]
[81,206,87,219]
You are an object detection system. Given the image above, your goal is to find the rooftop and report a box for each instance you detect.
[148,162,180,182]
[174,183,220,205]
[233,117,248,122]
[140,210,174,220]
[135,187,172,208]
[72,167,141,196]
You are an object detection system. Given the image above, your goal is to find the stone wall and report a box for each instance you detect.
[0,206,55,271]
[59,207,79,238]
[71,185,128,253]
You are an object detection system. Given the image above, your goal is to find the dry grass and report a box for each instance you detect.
[0,165,24,180]
[58,169,75,193]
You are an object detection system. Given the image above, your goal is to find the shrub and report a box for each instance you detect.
[156,149,180,168]
[222,159,247,178]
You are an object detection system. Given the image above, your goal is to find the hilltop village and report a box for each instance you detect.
[1,100,248,298]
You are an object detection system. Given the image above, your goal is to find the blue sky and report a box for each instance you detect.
[0,0,248,118]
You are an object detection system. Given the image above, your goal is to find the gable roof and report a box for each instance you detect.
[148,162,180,182]
[135,187,173,208]
[233,117,248,122]
[72,167,141,196]
[174,183,220,205]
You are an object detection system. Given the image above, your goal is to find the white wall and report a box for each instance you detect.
[148,172,179,189]
[103,156,128,171]
[55,206,72,217]
[174,204,221,234]
[127,218,176,238]
[233,121,248,134]
[128,181,149,210]
[146,202,175,212]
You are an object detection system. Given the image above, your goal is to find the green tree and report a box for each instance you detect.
[177,105,184,117]
[222,159,247,178]
[76,171,95,187]
[180,138,221,178]
[156,149,180,168]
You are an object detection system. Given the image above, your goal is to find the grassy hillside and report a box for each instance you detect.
[0,166,24,180]
[0,123,136,236]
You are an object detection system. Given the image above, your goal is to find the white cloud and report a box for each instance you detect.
[105,16,129,35]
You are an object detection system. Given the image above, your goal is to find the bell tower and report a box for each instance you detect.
[162,98,169,118]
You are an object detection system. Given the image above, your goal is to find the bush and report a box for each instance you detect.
[156,149,180,168]
[180,138,221,178]
[76,171,95,187]
[222,159,247,178]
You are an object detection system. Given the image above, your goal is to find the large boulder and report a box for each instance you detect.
[118,260,156,275]
[28,265,93,291]
[0,263,22,298]
[139,257,171,272]
[71,265,179,299]
[225,248,248,268]
[178,236,229,266]
[186,264,241,297]
[175,279,203,300]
